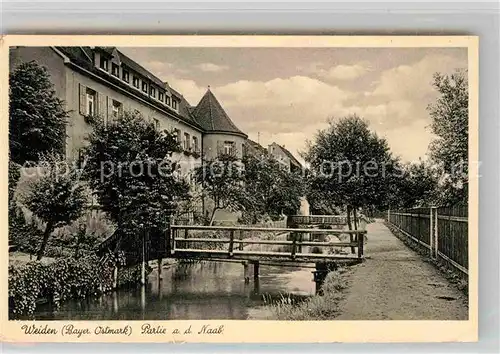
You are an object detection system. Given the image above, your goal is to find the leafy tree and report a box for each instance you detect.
[83,110,190,246]
[390,160,439,209]
[242,154,305,222]
[304,115,396,228]
[22,154,88,260]
[194,153,245,225]
[428,69,468,205]
[9,61,68,165]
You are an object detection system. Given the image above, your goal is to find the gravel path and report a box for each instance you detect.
[335,220,468,320]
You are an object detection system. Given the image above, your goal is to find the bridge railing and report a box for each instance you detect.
[287,215,348,225]
[168,225,366,261]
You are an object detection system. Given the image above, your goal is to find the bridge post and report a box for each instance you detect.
[313,262,328,295]
[357,231,365,259]
[243,261,250,284]
[253,261,260,282]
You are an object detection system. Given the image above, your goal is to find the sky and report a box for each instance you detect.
[119,47,467,163]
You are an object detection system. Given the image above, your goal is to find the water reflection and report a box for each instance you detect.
[33,260,315,320]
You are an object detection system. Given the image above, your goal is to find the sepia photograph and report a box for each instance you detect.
[2,36,478,342]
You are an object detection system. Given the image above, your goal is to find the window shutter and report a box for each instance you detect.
[107,96,113,122]
[79,84,86,115]
[97,92,105,117]
[217,140,223,156]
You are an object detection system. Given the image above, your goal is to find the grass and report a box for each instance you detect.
[262,267,352,320]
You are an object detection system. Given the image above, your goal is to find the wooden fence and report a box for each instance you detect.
[387,204,468,276]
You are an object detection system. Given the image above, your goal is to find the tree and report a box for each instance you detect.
[9,61,68,165]
[83,110,190,245]
[22,154,88,260]
[194,153,245,226]
[390,160,439,209]
[242,154,305,222]
[428,69,468,205]
[304,115,396,228]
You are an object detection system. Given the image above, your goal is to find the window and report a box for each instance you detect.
[122,69,130,83]
[223,141,235,155]
[192,136,199,153]
[85,88,97,116]
[158,92,164,102]
[150,86,156,98]
[142,81,148,93]
[166,96,171,106]
[132,76,140,88]
[173,129,182,143]
[153,118,160,130]
[111,63,119,77]
[100,57,108,71]
[112,100,122,119]
[183,133,191,150]
[172,99,178,110]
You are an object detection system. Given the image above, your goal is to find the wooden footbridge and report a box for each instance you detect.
[98,215,367,292]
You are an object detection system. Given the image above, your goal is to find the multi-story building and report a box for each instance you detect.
[9,46,309,218]
[267,142,303,174]
[9,46,248,180]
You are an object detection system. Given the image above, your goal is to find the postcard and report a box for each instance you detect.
[1,35,478,343]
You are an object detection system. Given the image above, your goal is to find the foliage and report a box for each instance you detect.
[9,61,68,165]
[9,161,21,204]
[21,153,88,260]
[9,207,43,256]
[8,251,125,319]
[194,153,246,225]
[241,154,305,223]
[83,110,190,246]
[428,69,469,205]
[389,160,439,208]
[304,115,396,225]
[263,268,349,320]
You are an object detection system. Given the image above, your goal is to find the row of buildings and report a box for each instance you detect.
[9,46,308,218]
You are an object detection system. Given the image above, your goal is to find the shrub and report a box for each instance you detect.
[8,251,125,319]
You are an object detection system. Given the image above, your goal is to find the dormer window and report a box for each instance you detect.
[122,70,130,83]
[142,81,148,93]
[166,96,171,106]
[100,57,108,71]
[111,63,119,77]
[159,92,164,102]
[132,76,139,88]
[150,86,156,98]
[172,99,178,110]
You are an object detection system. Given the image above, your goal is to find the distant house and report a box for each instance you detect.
[267,142,303,174]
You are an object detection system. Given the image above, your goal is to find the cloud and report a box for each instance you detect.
[196,63,229,72]
[324,63,372,80]
[302,62,371,80]
[369,54,467,100]
[166,78,207,105]
[159,52,465,162]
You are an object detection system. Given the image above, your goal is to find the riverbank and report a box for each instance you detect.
[250,266,354,320]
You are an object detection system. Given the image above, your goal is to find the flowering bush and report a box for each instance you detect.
[8,251,125,319]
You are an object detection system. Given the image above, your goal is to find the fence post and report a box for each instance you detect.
[434,207,439,259]
[387,208,390,222]
[429,207,434,258]
[228,229,235,257]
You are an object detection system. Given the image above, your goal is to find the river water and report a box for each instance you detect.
[33,260,316,320]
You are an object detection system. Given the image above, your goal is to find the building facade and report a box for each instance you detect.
[10,46,308,218]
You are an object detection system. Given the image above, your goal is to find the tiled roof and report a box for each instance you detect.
[273,143,303,169]
[54,46,201,129]
[192,89,247,137]
[245,139,267,154]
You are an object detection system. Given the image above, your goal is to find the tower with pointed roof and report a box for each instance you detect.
[192,88,248,160]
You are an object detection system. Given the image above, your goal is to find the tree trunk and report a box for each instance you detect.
[209,208,219,226]
[353,207,358,230]
[346,206,355,254]
[346,205,352,230]
[37,221,54,261]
